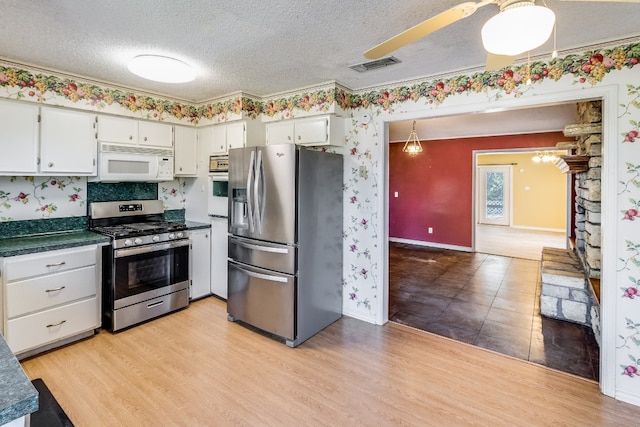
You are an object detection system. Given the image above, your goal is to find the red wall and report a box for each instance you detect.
[388,132,573,247]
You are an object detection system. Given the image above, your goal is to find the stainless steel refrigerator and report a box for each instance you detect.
[227,144,343,347]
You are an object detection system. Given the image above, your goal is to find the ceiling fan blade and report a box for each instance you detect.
[485,53,515,71]
[560,0,640,2]
[364,2,487,59]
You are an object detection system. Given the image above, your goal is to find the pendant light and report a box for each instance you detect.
[402,120,423,155]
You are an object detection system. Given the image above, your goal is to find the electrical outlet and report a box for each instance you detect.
[394,191,398,198]
[428,227,433,234]
[359,165,368,179]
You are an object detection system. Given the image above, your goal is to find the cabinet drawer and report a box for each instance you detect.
[6,297,98,355]
[4,245,97,282]
[6,266,97,318]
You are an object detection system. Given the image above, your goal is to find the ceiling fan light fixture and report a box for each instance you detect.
[481,4,555,56]
[127,55,195,83]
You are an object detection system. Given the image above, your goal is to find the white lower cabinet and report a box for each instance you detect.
[1,245,102,357]
[189,228,212,299]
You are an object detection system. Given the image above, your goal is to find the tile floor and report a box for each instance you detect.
[389,242,600,381]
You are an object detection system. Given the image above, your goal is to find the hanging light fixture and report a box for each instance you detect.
[402,120,423,155]
[481,1,556,56]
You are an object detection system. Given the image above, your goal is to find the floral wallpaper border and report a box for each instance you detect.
[1,42,637,125]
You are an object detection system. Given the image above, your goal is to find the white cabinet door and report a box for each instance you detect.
[197,126,214,156]
[0,100,39,174]
[97,115,137,144]
[266,121,294,145]
[174,126,197,176]
[295,117,328,145]
[210,217,228,299]
[40,108,97,175]
[226,122,246,151]
[139,121,173,147]
[211,125,227,155]
[190,228,211,299]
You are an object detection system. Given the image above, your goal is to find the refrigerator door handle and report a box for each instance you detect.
[231,262,288,283]
[254,149,264,234]
[246,150,255,233]
[230,236,290,254]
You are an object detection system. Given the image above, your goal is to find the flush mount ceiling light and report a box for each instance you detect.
[127,55,195,83]
[481,1,556,56]
[402,120,423,155]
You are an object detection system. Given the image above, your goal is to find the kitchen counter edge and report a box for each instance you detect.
[0,230,111,257]
[0,334,38,426]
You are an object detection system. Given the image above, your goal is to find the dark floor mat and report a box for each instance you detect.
[30,378,74,427]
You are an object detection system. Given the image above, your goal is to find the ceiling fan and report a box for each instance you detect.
[364,0,640,71]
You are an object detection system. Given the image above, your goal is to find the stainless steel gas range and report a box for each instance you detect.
[89,200,190,332]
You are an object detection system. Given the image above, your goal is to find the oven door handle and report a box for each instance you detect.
[114,240,190,258]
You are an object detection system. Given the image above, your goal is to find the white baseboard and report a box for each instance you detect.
[614,390,640,406]
[342,308,377,324]
[389,237,472,252]
[509,225,567,233]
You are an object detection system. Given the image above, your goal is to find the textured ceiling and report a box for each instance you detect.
[0,1,638,102]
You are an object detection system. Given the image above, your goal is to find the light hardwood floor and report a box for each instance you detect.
[475,224,567,260]
[21,297,640,426]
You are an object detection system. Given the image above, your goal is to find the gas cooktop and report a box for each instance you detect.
[92,221,188,238]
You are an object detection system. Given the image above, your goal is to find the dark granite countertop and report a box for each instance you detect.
[0,335,38,425]
[0,230,111,257]
[184,220,211,231]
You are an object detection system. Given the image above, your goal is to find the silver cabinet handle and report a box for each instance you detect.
[45,286,66,293]
[46,261,66,267]
[46,320,66,328]
[297,135,301,140]
[144,136,148,141]
[129,135,133,140]
[48,162,54,167]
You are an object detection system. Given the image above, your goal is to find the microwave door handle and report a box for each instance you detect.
[254,150,263,235]
[246,150,255,233]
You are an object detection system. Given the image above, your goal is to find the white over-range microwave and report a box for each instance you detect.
[92,143,174,182]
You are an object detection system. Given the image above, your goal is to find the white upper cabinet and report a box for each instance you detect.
[266,121,294,145]
[0,99,39,174]
[0,101,97,176]
[197,126,215,156]
[266,115,343,147]
[226,122,246,151]
[139,120,173,148]
[174,125,198,176]
[295,117,328,145]
[207,120,264,155]
[211,125,227,155]
[40,107,97,175]
[97,115,173,148]
[96,115,137,144]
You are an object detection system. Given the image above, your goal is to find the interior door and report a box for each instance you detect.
[477,165,511,226]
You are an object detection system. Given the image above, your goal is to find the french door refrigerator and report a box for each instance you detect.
[227,143,343,347]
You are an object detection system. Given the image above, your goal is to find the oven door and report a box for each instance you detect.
[112,240,190,309]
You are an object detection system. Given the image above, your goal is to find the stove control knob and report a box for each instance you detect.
[134,238,143,245]
[168,233,176,240]
[176,232,184,239]
[124,239,133,246]
[152,235,160,242]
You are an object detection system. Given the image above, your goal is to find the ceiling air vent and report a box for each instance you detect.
[349,56,401,72]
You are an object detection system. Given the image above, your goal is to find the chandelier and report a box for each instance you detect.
[531,151,559,163]
[402,120,423,155]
